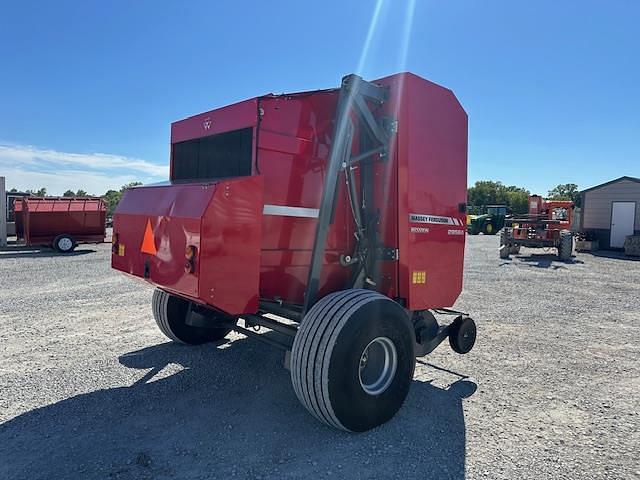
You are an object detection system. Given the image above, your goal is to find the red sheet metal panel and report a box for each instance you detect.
[112,177,263,314]
[257,92,354,303]
[199,175,263,314]
[113,183,215,300]
[391,73,468,310]
[170,98,258,144]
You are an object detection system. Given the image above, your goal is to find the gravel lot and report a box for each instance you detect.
[1,235,638,480]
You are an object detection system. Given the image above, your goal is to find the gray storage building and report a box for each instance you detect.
[580,176,640,249]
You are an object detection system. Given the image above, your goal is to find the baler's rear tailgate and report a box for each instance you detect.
[112,177,263,315]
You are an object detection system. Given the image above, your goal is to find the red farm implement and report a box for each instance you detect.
[15,197,106,252]
[112,73,475,431]
[499,195,574,260]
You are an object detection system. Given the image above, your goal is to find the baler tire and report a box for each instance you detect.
[509,245,521,254]
[290,289,415,432]
[558,231,573,261]
[152,289,230,345]
[53,234,76,253]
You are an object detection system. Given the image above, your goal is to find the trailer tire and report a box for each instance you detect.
[152,289,230,345]
[290,289,415,432]
[53,234,76,253]
[558,230,573,261]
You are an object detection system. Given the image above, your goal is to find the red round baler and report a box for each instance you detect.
[112,73,476,431]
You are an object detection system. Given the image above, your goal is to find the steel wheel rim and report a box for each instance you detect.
[358,336,398,396]
[58,238,73,251]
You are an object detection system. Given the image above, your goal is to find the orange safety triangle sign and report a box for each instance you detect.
[140,219,157,255]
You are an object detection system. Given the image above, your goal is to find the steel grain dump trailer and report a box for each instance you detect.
[16,197,106,252]
[112,73,476,431]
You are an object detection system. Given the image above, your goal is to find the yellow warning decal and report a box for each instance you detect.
[412,271,426,284]
[118,244,125,256]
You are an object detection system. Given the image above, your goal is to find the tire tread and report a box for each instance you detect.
[291,289,392,431]
[152,289,185,343]
[558,230,573,261]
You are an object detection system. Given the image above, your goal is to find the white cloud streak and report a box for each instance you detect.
[0,142,168,195]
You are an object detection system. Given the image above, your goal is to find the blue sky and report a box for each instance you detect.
[0,1,638,195]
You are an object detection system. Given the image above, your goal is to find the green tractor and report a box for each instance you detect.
[467,205,507,235]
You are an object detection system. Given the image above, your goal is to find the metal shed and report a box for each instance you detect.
[580,176,640,249]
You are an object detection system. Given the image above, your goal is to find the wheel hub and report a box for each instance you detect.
[58,237,73,251]
[358,337,398,396]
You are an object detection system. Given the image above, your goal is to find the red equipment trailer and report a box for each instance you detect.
[112,73,476,431]
[499,195,574,260]
[15,197,106,252]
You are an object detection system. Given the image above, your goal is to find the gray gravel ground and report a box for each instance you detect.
[0,235,638,480]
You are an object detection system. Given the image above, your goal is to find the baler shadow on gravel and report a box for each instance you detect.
[112,72,476,432]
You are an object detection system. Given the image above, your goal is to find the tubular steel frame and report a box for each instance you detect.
[302,74,391,315]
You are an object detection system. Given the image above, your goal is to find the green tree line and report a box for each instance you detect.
[468,181,581,214]
[467,181,530,214]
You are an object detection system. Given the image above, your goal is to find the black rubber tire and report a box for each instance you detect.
[500,228,511,246]
[151,289,230,345]
[558,231,573,261]
[509,245,521,254]
[290,289,415,432]
[53,234,76,253]
[449,317,477,354]
[499,229,511,259]
[483,222,496,235]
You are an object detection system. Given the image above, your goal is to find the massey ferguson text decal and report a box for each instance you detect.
[409,213,462,226]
